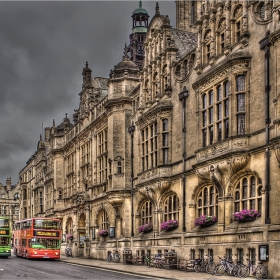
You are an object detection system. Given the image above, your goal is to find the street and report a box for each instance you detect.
[0,255,158,280]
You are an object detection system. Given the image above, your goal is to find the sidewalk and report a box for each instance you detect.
[58,255,243,280]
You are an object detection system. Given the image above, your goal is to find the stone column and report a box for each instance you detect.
[72,209,79,257]
[217,197,225,233]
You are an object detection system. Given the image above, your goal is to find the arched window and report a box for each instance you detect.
[183,60,188,77]
[197,186,218,217]
[141,201,153,225]
[175,65,181,77]
[99,209,109,230]
[217,18,226,54]
[163,194,179,222]
[234,175,262,213]
[203,30,211,63]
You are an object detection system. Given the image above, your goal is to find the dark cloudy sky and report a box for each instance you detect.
[0,1,175,185]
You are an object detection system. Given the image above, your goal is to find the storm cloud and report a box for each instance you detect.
[0,1,175,185]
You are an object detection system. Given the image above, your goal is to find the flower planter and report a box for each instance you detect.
[200,221,215,227]
[194,215,217,227]
[236,216,256,222]
[160,220,178,231]
[138,223,153,234]
[233,209,260,222]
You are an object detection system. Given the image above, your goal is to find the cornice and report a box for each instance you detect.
[193,51,251,90]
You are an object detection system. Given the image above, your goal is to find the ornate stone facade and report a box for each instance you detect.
[0,178,20,227]
[18,1,280,278]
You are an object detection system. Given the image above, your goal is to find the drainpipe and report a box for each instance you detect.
[259,30,271,224]
[179,86,189,232]
[127,122,135,236]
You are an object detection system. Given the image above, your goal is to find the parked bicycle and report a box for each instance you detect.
[65,244,72,257]
[107,250,120,263]
[193,254,216,274]
[215,256,241,276]
[239,258,268,279]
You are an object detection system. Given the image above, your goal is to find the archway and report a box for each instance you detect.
[78,214,86,253]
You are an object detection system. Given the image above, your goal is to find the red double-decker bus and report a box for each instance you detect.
[13,218,61,259]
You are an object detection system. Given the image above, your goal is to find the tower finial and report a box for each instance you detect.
[155,2,160,15]
[86,61,88,68]
[139,0,142,8]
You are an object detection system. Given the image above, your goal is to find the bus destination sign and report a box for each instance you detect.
[0,230,9,235]
[34,231,59,237]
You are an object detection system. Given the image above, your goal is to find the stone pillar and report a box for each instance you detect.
[217,197,225,233]
[224,196,233,227]
[242,0,248,33]
[188,204,196,231]
[72,209,79,257]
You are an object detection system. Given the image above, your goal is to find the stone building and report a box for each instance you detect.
[0,178,20,227]
[18,1,280,278]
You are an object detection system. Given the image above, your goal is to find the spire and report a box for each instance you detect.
[122,44,130,61]
[155,2,160,15]
[85,61,88,68]
[53,119,55,126]
[139,0,142,8]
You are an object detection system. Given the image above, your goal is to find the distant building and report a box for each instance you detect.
[18,1,280,278]
[0,178,20,227]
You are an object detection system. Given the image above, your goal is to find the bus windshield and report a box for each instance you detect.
[0,237,9,246]
[0,219,9,228]
[34,220,60,230]
[30,238,60,249]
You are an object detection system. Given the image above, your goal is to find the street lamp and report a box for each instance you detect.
[127,122,135,237]
[178,86,189,232]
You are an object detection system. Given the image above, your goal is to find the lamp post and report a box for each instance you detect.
[127,122,135,237]
[179,86,189,232]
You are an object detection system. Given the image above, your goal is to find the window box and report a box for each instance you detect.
[138,223,153,233]
[233,209,260,222]
[160,220,178,231]
[194,215,217,227]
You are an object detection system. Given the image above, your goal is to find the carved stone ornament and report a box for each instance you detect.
[196,155,249,196]
[138,180,171,209]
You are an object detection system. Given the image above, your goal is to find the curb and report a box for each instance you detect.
[58,258,175,280]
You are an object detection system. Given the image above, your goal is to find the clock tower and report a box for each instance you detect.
[128,1,149,70]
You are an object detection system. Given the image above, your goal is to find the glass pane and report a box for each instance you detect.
[224,81,229,97]
[237,114,246,135]
[203,111,207,127]
[250,176,256,197]
[217,122,222,141]
[217,86,222,101]
[236,75,245,91]
[217,103,222,120]
[237,94,245,112]
[209,126,213,145]
[209,108,213,124]
[209,91,213,105]
[203,94,207,109]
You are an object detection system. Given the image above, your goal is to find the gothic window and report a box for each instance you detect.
[141,201,153,225]
[183,60,189,77]
[202,81,230,146]
[99,209,108,230]
[163,194,179,222]
[141,122,158,171]
[233,5,243,43]
[117,161,122,174]
[98,129,108,184]
[234,176,262,213]
[175,65,181,77]
[197,185,218,217]
[237,248,244,264]
[39,191,43,214]
[226,248,233,261]
[236,75,246,135]
[162,119,169,165]
[248,247,256,263]
[217,18,226,54]
[150,123,158,168]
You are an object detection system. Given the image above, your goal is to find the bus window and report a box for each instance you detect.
[34,220,59,230]
[0,219,9,227]
[22,239,26,247]
[0,237,9,246]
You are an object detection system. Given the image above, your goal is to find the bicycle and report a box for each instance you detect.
[193,254,216,274]
[239,258,268,279]
[107,250,120,263]
[215,256,239,276]
[65,244,72,257]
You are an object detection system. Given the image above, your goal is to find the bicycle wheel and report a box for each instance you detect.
[194,264,202,272]
[215,264,226,276]
[115,254,120,263]
[238,265,249,278]
[206,262,216,274]
[255,266,268,279]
